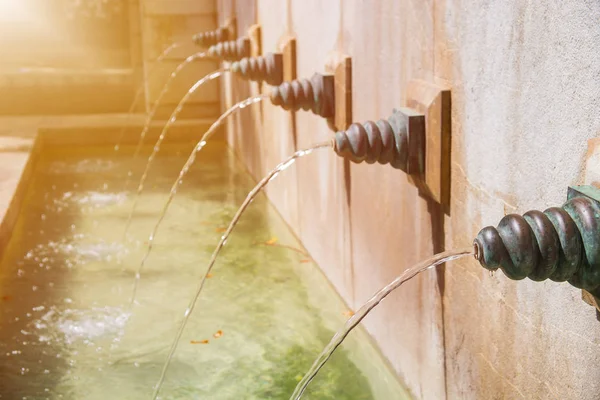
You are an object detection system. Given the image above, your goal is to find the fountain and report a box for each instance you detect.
[0,3,598,400]
[291,184,600,398]
[113,21,240,155]
[122,52,286,238]
[122,31,268,228]
[128,93,268,305]
[149,103,443,397]
[126,50,293,291]
[120,33,257,194]
[290,249,474,399]
[0,138,407,399]
[192,18,237,48]
[473,185,600,291]
[230,53,285,86]
[150,141,334,400]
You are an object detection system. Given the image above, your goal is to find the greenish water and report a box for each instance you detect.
[0,140,409,399]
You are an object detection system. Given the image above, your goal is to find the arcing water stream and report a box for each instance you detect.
[290,248,474,399]
[122,68,228,239]
[128,94,269,306]
[122,51,208,192]
[1,142,405,399]
[150,141,334,400]
[113,42,182,154]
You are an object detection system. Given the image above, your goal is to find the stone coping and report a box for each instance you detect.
[0,113,219,259]
[0,136,38,257]
[0,113,215,138]
[0,68,134,88]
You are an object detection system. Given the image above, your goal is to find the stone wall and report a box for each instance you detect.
[140,0,221,118]
[216,0,600,399]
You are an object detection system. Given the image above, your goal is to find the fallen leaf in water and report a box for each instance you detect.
[342,310,355,317]
[213,330,223,338]
[190,339,209,344]
[300,259,311,263]
[264,237,278,245]
[206,273,213,278]
[215,227,227,233]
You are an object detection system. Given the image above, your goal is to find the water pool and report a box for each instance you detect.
[0,139,409,399]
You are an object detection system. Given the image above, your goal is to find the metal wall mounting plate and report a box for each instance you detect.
[279,36,297,82]
[569,185,600,318]
[325,53,352,131]
[406,80,451,210]
[225,17,237,40]
[334,56,352,132]
[247,24,262,58]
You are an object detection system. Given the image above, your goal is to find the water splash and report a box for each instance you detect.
[289,248,474,400]
[150,141,333,400]
[127,94,268,302]
[122,51,207,191]
[23,235,128,268]
[113,42,182,154]
[74,191,127,208]
[48,159,115,175]
[32,305,130,346]
[122,69,228,238]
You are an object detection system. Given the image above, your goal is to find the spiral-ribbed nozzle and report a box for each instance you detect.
[207,38,251,62]
[333,108,425,174]
[474,186,600,291]
[193,27,229,48]
[230,53,283,86]
[269,73,335,119]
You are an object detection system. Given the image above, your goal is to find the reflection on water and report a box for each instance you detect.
[0,141,409,399]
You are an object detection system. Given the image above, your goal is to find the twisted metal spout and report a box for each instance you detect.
[269,73,335,118]
[333,108,425,174]
[207,38,251,62]
[230,53,284,86]
[193,27,229,47]
[474,185,600,291]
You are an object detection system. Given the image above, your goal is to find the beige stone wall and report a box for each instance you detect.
[216,0,600,399]
[140,0,221,117]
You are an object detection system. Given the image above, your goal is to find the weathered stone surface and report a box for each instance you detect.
[220,1,600,399]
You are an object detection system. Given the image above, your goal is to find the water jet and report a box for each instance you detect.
[112,42,186,154]
[293,185,600,398]
[122,24,263,174]
[121,50,210,191]
[150,141,334,400]
[122,39,297,240]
